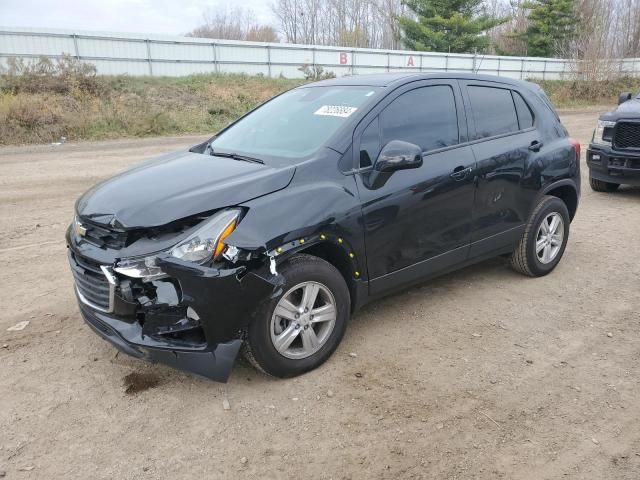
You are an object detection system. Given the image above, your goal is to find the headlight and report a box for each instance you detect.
[114,255,164,280]
[170,208,241,263]
[593,120,615,146]
[114,208,241,280]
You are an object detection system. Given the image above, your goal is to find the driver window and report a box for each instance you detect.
[380,86,459,153]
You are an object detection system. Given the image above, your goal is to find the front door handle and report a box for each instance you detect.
[450,166,472,181]
[528,140,543,152]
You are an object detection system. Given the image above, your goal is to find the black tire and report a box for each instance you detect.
[243,254,350,378]
[510,195,570,277]
[589,175,619,192]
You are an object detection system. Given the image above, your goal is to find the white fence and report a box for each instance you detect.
[1,27,640,80]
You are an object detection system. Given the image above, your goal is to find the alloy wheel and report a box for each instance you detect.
[270,281,337,360]
[535,212,564,264]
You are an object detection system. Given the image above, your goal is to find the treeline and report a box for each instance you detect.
[189,0,640,62]
[488,0,640,59]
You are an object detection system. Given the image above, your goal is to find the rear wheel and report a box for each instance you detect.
[589,175,619,192]
[510,196,570,277]
[243,254,350,378]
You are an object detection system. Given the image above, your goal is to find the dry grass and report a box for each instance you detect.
[1,57,638,145]
[534,77,640,108]
[0,58,302,145]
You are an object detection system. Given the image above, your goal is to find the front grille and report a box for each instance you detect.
[69,251,113,312]
[614,122,640,149]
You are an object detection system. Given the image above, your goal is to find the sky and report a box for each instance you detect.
[0,0,277,36]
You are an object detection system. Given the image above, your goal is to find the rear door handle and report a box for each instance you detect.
[528,140,543,152]
[450,166,472,181]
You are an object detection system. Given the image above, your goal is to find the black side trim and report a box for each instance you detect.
[469,225,525,259]
[369,245,468,296]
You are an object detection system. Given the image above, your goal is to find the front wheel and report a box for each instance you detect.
[243,254,350,378]
[589,175,619,192]
[510,195,570,277]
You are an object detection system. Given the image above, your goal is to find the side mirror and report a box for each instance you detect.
[375,140,423,173]
[618,92,633,105]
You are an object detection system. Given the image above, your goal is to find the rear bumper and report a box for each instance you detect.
[587,146,640,186]
[79,301,243,382]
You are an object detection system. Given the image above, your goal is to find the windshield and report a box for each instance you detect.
[210,86,380,159]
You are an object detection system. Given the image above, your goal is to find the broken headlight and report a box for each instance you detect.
[114,208,241,280]
[170,208,241,263]
[114,255,165,280]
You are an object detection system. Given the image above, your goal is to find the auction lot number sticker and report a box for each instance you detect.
[314,105,358,117]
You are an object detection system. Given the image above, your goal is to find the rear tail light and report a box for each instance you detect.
[569,138,581,161]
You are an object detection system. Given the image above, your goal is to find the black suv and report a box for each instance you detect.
[67,73,581,382]
[588,91,640,191]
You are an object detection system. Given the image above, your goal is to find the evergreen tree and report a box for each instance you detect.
[517,0,577,57]
[399,0,508,53]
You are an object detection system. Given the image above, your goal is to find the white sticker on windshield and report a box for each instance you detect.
[314,105,358,118]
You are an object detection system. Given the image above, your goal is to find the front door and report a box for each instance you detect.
[353,81,477,295]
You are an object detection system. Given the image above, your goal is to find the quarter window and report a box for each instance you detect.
[380,86,459,153]
[359,117,380,168]
[468,86,519,139]
[512,91,534,129]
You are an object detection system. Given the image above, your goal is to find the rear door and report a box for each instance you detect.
[353,80,477,295]
[460,81,540,257]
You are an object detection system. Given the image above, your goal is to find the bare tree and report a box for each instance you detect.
[485,0,528,55]
[189,7,279,42]
[617,0,640,57]
[271,0,405,49]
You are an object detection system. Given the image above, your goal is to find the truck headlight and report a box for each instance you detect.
[593,120,615,146]
[114,208,241,279]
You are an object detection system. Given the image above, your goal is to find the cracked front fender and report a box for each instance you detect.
[155,255,284,343]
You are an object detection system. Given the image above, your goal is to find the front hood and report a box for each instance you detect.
[76,150,295,229]
[601,98,640,121]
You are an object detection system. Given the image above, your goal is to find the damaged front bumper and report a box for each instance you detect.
[79,302,243,382]
[67,232,282,382]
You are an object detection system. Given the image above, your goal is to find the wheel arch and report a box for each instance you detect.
[296,242,359,311]
[540,180,579,221]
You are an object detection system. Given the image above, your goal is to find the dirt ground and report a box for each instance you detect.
[1,108,639,480]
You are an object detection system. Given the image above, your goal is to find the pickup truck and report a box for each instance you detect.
[588,91,640,191]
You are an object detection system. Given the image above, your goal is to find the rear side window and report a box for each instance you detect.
[381,85,459,152]
[512,91,534,129]
[468,86,519,139]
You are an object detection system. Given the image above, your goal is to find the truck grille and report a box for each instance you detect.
[614,122,640,149]
[68,251,114,312]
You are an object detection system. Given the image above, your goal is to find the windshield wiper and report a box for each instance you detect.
[210,150,264,164]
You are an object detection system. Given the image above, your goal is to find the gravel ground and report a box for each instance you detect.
[1,110,639,479]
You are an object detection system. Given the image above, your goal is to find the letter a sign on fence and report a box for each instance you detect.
[407,56,414,67]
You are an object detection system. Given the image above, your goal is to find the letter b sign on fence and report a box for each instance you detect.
[339,52,349,65]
